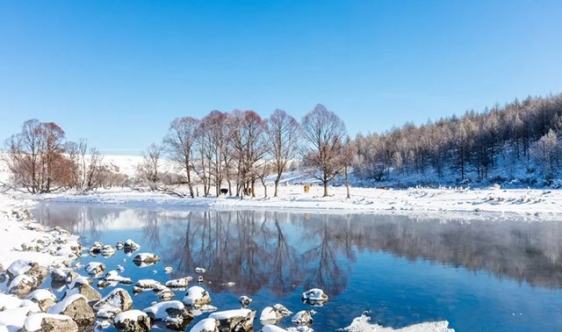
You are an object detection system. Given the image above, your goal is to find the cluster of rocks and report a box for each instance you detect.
[1,229,330,332]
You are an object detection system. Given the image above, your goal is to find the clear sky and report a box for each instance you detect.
[1,1,562,155]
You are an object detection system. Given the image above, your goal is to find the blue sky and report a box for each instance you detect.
[1,1,562,155]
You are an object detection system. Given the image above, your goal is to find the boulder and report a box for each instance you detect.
[49,269,67,284]
[21,313,79,332]
[291,310,313,325]
[27,289,57,312]
[182,286,211,307]
[260,304,292,323]
[209,309,255,332]
[133,253,160,265]
[47,294,95,329]
[114,310,151,332]
[93,288,133,315]
[189,318,219,332]
[143,300,193,331]
[301,288,328,305]
[85,262,105,276]
[6,261,47,287]
[88,242,103,255]
[101,245,116,257]
[165,277,191,289]
[8,274,37,297]
[64,277,101,303]
[239,295,252,307]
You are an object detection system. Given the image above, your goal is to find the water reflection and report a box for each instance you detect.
[34,204,562,292]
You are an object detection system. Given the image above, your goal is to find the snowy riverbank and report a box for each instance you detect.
[34,185,562,222]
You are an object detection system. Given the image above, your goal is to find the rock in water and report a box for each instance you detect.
[188,318,219,332]
[114,310,151,332]
[292,310,313,325]
[21,313,79,332]
[239,295,252,307]
[182,286,211,307]
[209,309,256,332]
[93,288,133,319]
[301,288,328,305]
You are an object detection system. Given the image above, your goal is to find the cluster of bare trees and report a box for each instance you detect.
[354,93,562,184]
[3,119,128,193]
[144,104,350,197]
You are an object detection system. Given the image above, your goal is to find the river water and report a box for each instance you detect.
[33,203,562,331]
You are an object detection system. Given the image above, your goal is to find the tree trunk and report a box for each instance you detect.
[345,165,350,199]
[323,181,329,197]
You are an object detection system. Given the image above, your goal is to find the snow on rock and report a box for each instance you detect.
[123,239,140,252]
[0,306,41,332]
[239,295,252,306]
[292,311,313,325]
[88,242,103,255]
[260,304,292,323]
[93,288,133,316]
[135,278,162,289]
[6,260,33,279]
[47,294,95,328]
[133,252,160,265]
[165,277,190,288]
[142,300,193,330]
[8,274,37,297]
[27,289,57,312]
[341,314,454,332]
[114,310,151,332]
[262,326,288,332]
[195,267,206,274]
[85,262,105,276]
[209,309,256,332]
[21,313,78,332]
[101,245,116,257]
[182,286,211,307]
[50,268,68,283]
[64,276,101,303]
[189,317,219,332]
[104,270,132,284]
[301,288,328,305]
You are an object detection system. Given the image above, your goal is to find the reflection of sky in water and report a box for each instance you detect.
[33,204,562,331]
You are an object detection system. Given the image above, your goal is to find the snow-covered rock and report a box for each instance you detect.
[301,288,328,305]
[85,262,105,276]
[165,277,190,288]
[292,311,313,325]
[49,268,67,284]
[142,300,193,330]
[8,274,37,297]
[182,286,211,307]
[64,276,101,303]
[239,295,252,307]
[133,253,160,265]
[114,310,151,332]
[88,242,103,255]
[93,288,133,317]
[156,287,175,301]
[101,245,116,257]
[123,239,140,252]
[209,309,255,332]
[341,314,454,332]
[260,304,292,323]
[189,318,219,332]
[47,294,94,328]
[195,267,206,274]
[135,278,162,289]
[104,270,132,284]
[27,289,57,312]
[21,313,78,332]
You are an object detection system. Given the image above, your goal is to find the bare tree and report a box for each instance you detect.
[230,110,268,197]
[66,139,104,191]
[164,117,199,198]
[301,104,347,197]
[343,136,355,199]
[267,109,301,197]
[138,143,164,190]
[5,119,69,193]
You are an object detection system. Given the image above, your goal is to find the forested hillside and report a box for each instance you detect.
[352,93,562,187]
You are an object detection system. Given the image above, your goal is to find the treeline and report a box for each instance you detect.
[139,104,350,197]
[2,119,128,193]
[353,93,562,185]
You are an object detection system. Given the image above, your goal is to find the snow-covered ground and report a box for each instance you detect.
[33,184,562,222]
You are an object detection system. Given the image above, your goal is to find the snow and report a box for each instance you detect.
[209,308,252,320]
[0,294,38,311]
[135,279,162,289]
[189,318,218,332]
[142,300,185,319]
[342,315,454,332]
[165,277,190,288]
[114,309,148,323]
[260,307,277,321]
[29,185,562,223]
[262,326,288,332]
[302,288,327,301]
[27,289,57,302]
[23,313,73,332]
[183,285,209,305]
[85,262,104,274]
[47,294,85,314]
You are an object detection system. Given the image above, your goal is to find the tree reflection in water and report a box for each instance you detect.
[34,204,562,294]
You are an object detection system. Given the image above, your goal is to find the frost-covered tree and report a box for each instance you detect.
[138,143,164,190]
[302,104,347,197]
[531,129,560,179]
